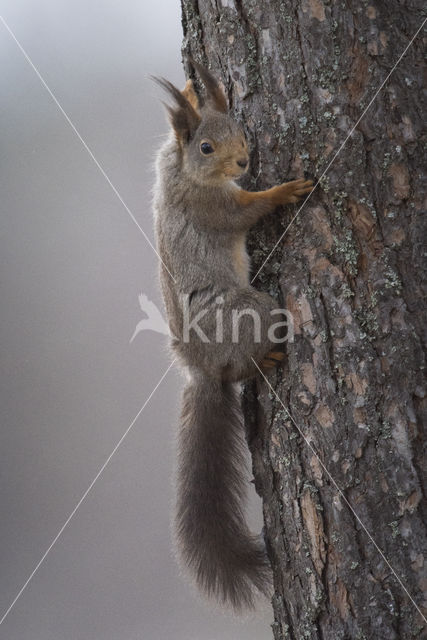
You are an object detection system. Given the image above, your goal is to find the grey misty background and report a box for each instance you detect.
[0,1,273,639]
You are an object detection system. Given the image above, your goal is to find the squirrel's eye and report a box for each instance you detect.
[200,142,214,155]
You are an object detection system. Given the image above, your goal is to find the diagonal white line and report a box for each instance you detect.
[252,358,427,625]
[251,17,427,283]
[0,359,175,627]
[0,15,176,283]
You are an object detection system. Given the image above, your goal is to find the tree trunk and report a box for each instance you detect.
[180,1,426,637]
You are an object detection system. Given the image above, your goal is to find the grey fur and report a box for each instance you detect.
[176,374,271,610]
[152,63,312,610]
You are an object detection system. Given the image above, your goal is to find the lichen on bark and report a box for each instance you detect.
[180,1,427,637]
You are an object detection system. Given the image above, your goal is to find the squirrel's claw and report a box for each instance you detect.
[279,178,314,204]
[260,350,285,370]
[293,178,314,193]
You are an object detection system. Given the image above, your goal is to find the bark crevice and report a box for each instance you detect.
[180,1,427,637]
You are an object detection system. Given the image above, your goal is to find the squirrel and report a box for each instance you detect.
[152,60,313,611]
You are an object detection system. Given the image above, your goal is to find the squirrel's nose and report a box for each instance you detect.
[237,158,248,169]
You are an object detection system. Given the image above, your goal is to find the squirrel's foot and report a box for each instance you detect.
[276,178,314,204]
[260,350,285,370]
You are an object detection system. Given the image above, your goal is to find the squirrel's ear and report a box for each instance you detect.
[188,58,228,114]
[181,79,200,114]
[151,76,201,143]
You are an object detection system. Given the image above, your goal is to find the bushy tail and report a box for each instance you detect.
[174,372,271,611]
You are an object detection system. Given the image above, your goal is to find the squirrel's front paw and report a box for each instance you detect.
[274,178,314,205]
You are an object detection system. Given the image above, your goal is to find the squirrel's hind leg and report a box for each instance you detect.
[176,287,286,382]
[211,288,284,381]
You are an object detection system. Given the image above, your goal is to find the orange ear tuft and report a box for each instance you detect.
[188,58,228,114]
[181,79,201,114]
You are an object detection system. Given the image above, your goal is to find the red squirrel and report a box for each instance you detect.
[153,60,313,610]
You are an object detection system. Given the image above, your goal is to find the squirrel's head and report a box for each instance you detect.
[152,60,249,184]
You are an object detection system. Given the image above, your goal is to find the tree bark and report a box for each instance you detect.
[180,1,426,637]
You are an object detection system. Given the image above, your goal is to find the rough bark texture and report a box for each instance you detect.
[180,2,426,638]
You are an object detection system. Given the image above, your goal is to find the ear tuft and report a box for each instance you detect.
[181,79,201,114]
[151,75,201,143]
[187,57,228,114]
